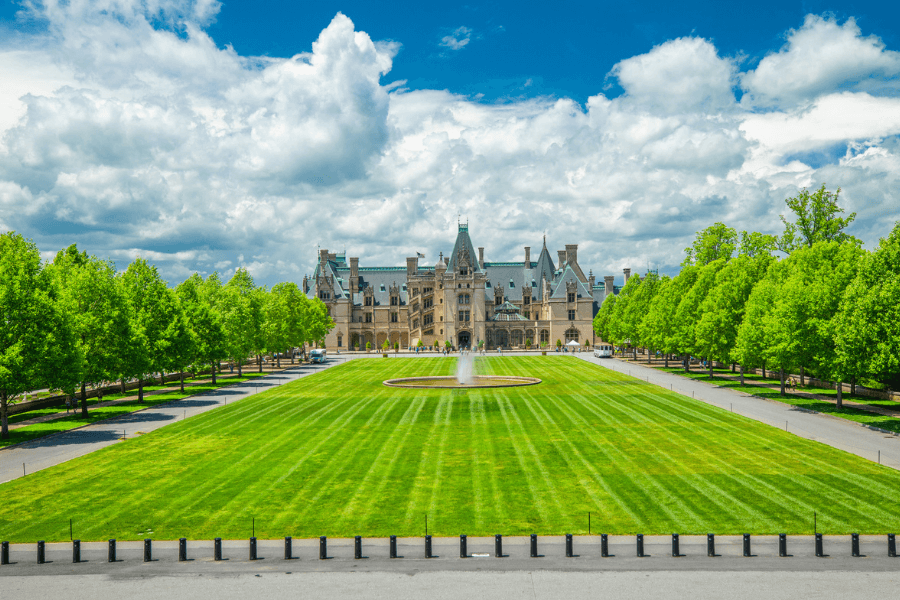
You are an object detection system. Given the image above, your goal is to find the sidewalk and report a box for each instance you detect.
[576,355,900,471]
[613,356,900,420]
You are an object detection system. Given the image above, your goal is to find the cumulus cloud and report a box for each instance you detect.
[742,15,900,107]
[440,27,473,51]
[0,5,898,287]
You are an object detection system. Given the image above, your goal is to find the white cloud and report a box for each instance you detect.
[0,6,898,287]
[742,15,900,108]
[440,27,473,51]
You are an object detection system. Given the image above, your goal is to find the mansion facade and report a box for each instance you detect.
[303,225,627,351]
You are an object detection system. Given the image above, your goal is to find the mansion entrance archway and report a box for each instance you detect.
[458,330,471,349]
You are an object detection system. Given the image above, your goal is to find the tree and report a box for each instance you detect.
[739,231,778,258]
[624,272,661,361]
[47,245,132,416]
[303,297,334,353]
[220,268,264,376]
[777,184,857,252]
[695,253,774,379]
[0,232,79,438]
[643,268,701,369]
[605,274,643,352]
[265,283,308,367]
[671,260,726,370]
[592,293,617,344]
[733,261,787,383]
[121,259,188,399]
[683,222,737,266]
[176,274,226,387]
[835,223,900,389]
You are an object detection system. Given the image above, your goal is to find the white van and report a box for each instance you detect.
[593,345,613,358]
[309,349,327,364]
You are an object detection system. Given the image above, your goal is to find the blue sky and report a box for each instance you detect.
[0,0,899,286]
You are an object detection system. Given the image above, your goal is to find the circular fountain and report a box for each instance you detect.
[383,351,541,389]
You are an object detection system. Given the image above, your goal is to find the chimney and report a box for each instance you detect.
[406,256,417,277]
[444,256,450,266]
[319,248,329,266]
[349,257,359,292]
[624,268,631,283]
[478,247,484,269]
[524,246,531,267]
[302,275,309,294]
[557,250,566,270]
[565,244,578,265]
[604,275,614,294]
[588,271,595,289]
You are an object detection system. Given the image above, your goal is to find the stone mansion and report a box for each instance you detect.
[303,224,627,351]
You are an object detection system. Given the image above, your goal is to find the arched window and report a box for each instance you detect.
[511,330,523,346]
[565,328,579,343]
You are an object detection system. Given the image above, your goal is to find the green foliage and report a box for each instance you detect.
[176,274,227,375]
[695,254,774,365]
[683,222,737,267]
[416,339,424,348]
[47,245,132,395]
[366,341,372,350]
[382,339,390,351]
[556,339,562,347]
[778,185,857,252]
[0,232,79,437]
[671,261,726,357]
[444,340,451,348]
[219,268,264,372]
[592,293,617,342]
[738,231,778,258]
[835,223,900,384]
[624,271,661,349]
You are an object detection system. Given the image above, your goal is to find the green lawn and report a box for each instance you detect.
[657,366,900,434]
[0,373,269,449]
[1,356,899,542]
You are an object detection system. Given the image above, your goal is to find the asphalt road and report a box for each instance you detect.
[577,354,900,471]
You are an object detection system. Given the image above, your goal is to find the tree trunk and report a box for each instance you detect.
[762,360,766,379]
[290,348,294,364]
[739,365,745,385]
[780,368,785,396]
[731,363,735,373]
[120,378,126,393]
[81,381,89,417]
[1,390,8,440]
[138,380,144,403]
[277,354,281,368]
[647,348,652,364]
[633,346,637,360]
[851,378,856,396]
[211,362,217,385]
[837,382,843,409]
[238,361,243,377]
[160,372,165,386]
[709,358,714,379]
[800,365,805,387]
[180,371,185,393]
[664,353,669,368]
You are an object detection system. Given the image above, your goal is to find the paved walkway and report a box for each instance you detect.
[614,357,900,419]
[0,358,350,484]
[577,355,900,470]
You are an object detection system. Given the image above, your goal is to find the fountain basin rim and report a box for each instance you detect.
[383,375,542,389]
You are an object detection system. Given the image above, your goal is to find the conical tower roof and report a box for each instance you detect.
[446,223,482,273]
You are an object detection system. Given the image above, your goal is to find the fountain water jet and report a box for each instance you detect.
[456,351,474,385]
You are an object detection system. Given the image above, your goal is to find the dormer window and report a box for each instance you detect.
[365,296,373,307]
[460,267,468,275]
[390,296,398,306]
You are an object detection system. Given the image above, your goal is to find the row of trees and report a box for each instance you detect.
[595,185,900,404]
[0,237,334,438]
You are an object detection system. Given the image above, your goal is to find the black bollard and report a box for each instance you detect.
[179,538,187,562]
[636,534,644,558]
[743,534,751,557]
[600,534,609,558]
[390,535,397,559]
[144,538,152,562]
[249,537,257,560]
[530,534,538,558]
[495,534,503,558]
[37,541,45,564]
[73,539,81,564]
[284,536,292,560]
[425,535,432,558]
[815,533,824,557]
[672,533,680,557]
[707,533,715,557]
[214,538,222,561]
[566,534,573,557]
[319,536,327,560]
[779,534,787,557]
[1,541,8,565]
[355,536,362,559]
[851,533,860,557]
[108,539,116,563]
[460,534,467,558]
[889,534,896,558]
